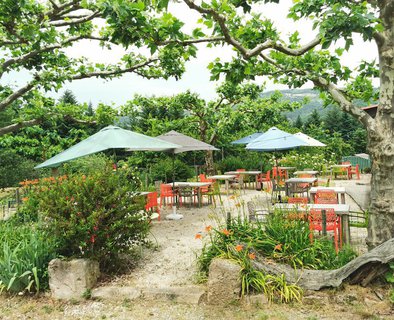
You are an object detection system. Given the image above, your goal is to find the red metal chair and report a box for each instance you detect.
[145,192,160,221]
[348,164,360,180]
[314,189,338,204]
[256,170,272,191]
[288,197,308,204]
[308,208,342,253]
[286,197,308,220]
[160,184,177,208]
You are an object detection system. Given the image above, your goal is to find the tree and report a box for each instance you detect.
[294,115,303,130]
[59,90,78,105]
[178,0,393,248]
[0,0,198,136]
[304,109,322,131]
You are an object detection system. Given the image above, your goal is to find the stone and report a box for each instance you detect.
[48,258,100,300]
[244,294,269,306]
[207,258,242,305]
[141,285,205,304]
[91,286,141,300]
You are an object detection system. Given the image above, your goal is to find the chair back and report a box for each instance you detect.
[308,208,339,227]
[145,192,158,210]
[288,197,308,204]
[314,189,338,204]
[160,184,173,196]
[198,173,206,182]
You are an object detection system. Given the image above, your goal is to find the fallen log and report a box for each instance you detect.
[252,238,394,290]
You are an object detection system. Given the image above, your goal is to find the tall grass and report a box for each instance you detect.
[0,221,58,293]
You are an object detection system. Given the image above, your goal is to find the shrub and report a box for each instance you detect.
[278,151,335,171]
[215,154,270,173]
[0,150,38,188]
[19,161,150,272]
[0,221,58,293]
[150,157,194,182]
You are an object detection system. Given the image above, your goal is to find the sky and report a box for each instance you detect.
[3,0,378,107]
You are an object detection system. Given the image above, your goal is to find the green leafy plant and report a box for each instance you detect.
[0,221,58,293]
[19,160,150,272]
[385,262,394,304]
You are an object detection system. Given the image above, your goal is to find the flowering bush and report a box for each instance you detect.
[277,151,335,170]
[19,163,150,272]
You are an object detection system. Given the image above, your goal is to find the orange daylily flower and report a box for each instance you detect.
[21,197,29,202]
[205,225,212,232]
[221,229,231,236]
[248,253,256,260]
[195,233,202,239]
[235,244,243,252]
[274,243,283,251]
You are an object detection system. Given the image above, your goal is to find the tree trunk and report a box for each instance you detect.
[366,6,394,248]
[205,150,215,175]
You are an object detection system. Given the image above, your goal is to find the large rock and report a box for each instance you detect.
[48,258,100,300]
[207,258,242,305]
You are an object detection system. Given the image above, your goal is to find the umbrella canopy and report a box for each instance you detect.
[231,132,264,145]
[156,130,219,154]
[294,132,326,147]
[246,127,309,151]
[35,126,181,169]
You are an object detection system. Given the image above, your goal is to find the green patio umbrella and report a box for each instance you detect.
[35,126,181,169]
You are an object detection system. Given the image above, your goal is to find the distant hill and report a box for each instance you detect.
[261,88,333,122]
[261,88,376,123]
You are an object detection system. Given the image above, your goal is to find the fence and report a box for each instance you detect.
[342,155,371,171]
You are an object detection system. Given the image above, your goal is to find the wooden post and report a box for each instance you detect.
[226,212,231,229]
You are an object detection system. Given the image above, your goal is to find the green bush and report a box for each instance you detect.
[150,157,194,182]
[0,150,38,188]
[19,161,150,272]
[0,221,58,293]
[278,151,335,171]
[215,154,270,173]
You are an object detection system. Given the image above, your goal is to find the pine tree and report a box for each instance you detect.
[86,101,94,116]
[294,115,303,129]
[60,89,78,105]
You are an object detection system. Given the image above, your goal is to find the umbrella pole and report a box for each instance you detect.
[166,151,183,220]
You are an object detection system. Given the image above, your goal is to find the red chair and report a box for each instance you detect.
[288,197,308,204]
[286,197,308,220]
[348,164,360,180]
[314,189,338,204]
[145,192,160,221]
[308,208,342,253]
[198,173,207,182]
[160,184,177,208]
[257,170,272,191]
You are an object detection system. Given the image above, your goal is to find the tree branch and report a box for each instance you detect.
[313,77,375,129]
[0,35,107,76]
[183,0,321,58]
[156,36,225,46]
[0,81,36,112]
[71,57,159,80]
[49,11,101,27]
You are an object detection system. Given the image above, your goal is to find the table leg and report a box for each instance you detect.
[197,187,202,208]
[225,180,229,194]
[341,193,346,204]
[341,214,350,245]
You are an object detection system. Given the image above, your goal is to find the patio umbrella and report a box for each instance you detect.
[231,132,264,145]
[246,126,309,173]
[35,126,181,169]
[294,132,326,147]
[155,130,219,219]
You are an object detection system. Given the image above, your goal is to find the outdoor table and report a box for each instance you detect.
[293,170,319,177]
[330,164,351,179]
[309,187,346,204]
[274,203,351,244]
[167,182,212,208]
[224,171,262,189]
[284,177,318,196]
[207,175,236,193]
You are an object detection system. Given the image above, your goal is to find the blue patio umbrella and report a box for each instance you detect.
[231,132,264,145]
[246,127,309,171]
[246,127,309,151]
